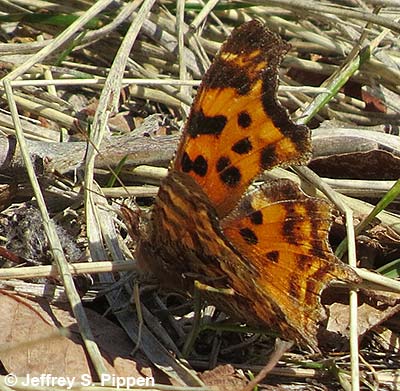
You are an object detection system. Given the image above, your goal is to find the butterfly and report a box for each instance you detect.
[124,20,359,350]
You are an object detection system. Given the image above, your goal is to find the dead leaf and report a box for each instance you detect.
[0,291,155,381]
[310,149,400,180]
[326,291,400,347]
[199,364,248,391]
[310,126,400,180]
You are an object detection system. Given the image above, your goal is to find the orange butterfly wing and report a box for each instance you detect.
[174,20,311,217]
[221,180,357,343]
[133,20,360,349]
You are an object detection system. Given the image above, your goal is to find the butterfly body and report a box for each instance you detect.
[131,20,360,349]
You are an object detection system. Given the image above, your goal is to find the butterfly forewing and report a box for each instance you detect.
[174,20,311,218]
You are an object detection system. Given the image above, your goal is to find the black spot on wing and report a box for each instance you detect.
[181,152,192,173]
[192,155,208,176]
[180,152,208,177]
[216,157,241,187]
[260,144,278,170]
[238,111,252,128]
[216,156,230,173]
[187,109,227,137]
[220,166,241,187]
[232,137,253,155]
[250,210,263,225]
[266,251,279,263]
[239,227,258,245]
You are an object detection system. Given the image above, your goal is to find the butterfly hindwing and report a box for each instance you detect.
[174,20,311,218]
[221,180,357,342]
